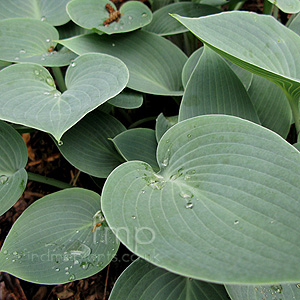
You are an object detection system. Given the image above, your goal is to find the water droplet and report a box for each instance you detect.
[271,285,282,293]
[41,16,46,21]
[46,77,55,86]
[0,175,8,184]
[11,259,15,263]
[187,134,192,138]
[65,271,70,275]
[112,43,115,47]
[19,49,26,54]
[68,274,76,281]
[75,230,79,234]
[34,70,40,76]
[179,191,193,199]
[58,140,63,146]
[74,260,79,265]
[3,250,8,255]
[142,13,147,17]
[44,91,50,95]
[70,61,76,67]
[128,16,133,20]
[184,175,191,181]
[296,283,300,288]
[53,92,60,98]
[15,56,19,60]
[46,38,50,43]
[185,202,193,209]
[161,148,171,167]
[55,268,60,272]
[41,57,45,61]
[145,173,165,190]
[131,216,136,220]
[141,190,145,194]
[186,169,196,175]
[234,220,239,225]
[64,267,69,271]
[12,251,18,256]
[80,262,90,270]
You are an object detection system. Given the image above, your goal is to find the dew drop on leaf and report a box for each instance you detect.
[70,61,76,67]
[0,175,8,184]
[68,274,76,281]
[128,16,133,20]
[46,38,50,43]
[131,216,136,220]
[185,202,193,209]
[187,134,192,138]
[296,283,300,288]
[19,49,26,54]
[3,250,8,255]
[55,268,60,272]
[58,140,63,146]
[41,16,46,21]
[46,78,55,86]
[142,13,147,17]
[234,220,239,225]
[179,191,193,199]
[14,57,19,60]
[112,43,116,47]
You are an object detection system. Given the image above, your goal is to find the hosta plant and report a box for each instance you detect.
[1,0,300,299]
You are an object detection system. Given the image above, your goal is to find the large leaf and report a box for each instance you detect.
[0,0,70,26]
[144,2,220,36]
[0,53,129,141]
[0,188,118,284]
[102,114,300,284]
[172,12,300,101]
[179,46,260,123]
[248,74,292,138]
[0,121,27,216]
[226,283,300,300]
[267,0,300,13]
[59,31,187,96]
[57,110,125,178]
[0,18,76,66]
[112,128,159,172]
[109,258,229,300]
[67,0,152,35]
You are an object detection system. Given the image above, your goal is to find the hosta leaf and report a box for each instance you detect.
[267,0,300,13]
[109,258,229,300]
[173,12,300,101]
[108,89,143,109]
[0,53,129,141]
[59,31,187,96]
[155,113,178,142]
[102,114,300,284]
[57,110,125,178]
[288,13,300,36]
[179,46,260,123]
[67,0,152,35]
[0,18,76,66]
[248,74,292,138]
[0,0,70,26]
[0,188,118,284]
[112,128,159,172]
[0,121,27,216]
[226,283,300,300]
[57,21,91,40]
[194,0,229,5]
[144,2,220,36]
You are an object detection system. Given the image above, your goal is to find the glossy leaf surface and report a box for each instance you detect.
[59,31,187,95]
[102,115,300,284]
[0,121,27,216]
[0,188,118,284]
[0,53,129,141]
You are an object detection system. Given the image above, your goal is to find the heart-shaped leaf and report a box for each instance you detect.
[0,53,129,141]
[102,114,300,284]
[109,258,229,300]
[108,89,143,109]
[248,74,292,138]
[112,128,159,172]
[226,283,300,300]
[179,46,260,123]
[59,31,187,96]
[0,0,70,26]
[57,110,126,178]
[0,18,76,66]
[0,121,27,216]
[67,0,152,35]
[267,0,300,13]
[0,188,118,284]
[172,12,300,105]
[144,2,220,36]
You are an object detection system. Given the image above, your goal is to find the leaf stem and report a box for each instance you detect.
[27,172,73,189]
[263,0,273,14]
[286,94,300,135]
[51,67,67,92]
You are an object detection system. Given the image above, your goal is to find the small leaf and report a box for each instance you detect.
[0,18,76,66]
[0,121,27,216]
[59,31,187,96]
[155,113,178,142]
[179,46,260,123]
[0,188,118,284]
[172,12,300,100]
[248,74,292,138]
[144,2,220,36]
[108,90,143,109]
[102,115,300,284]
[57,110,126,178]
[0,0,70,26]
[226,283,300,300]
[109,259,229,300]
[267,0,300,13]
[67,0,152,35]
[0,53,129,141]
[112,128,159,172]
